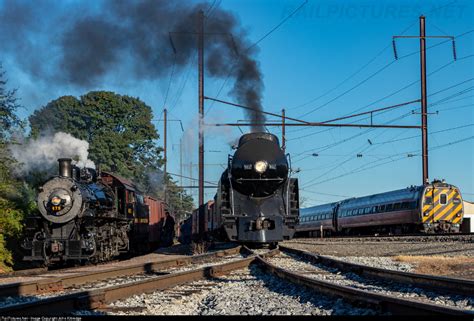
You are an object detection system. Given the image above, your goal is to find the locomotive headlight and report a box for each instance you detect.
[254,160,268,173]
[51,196,62,206]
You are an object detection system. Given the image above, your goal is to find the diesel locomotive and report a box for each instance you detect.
[180,132,299,245]
[22,158,173,265]
[297,180,464,236]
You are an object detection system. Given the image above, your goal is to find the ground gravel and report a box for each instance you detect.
[284,238,474,257]
[104,265,381,315]
[267,253,473,311]
[0,254,243,309]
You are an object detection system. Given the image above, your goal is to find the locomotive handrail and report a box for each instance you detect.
[235,178,285,181]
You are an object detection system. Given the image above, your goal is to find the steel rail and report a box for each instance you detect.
[0,247,281,316]
[250,247,473,316]
[0,255,255,316]
[279,245,474,297]
[0,245,242,297]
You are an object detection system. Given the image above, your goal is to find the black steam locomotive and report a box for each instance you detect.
[22,158,171,265]
[180,132,299,245]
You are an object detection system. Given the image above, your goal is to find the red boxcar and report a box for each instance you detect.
[144,196,168,248]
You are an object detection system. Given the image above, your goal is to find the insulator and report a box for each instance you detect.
[392,39,398,60]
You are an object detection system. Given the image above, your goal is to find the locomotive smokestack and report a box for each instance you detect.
[58,158,72,178]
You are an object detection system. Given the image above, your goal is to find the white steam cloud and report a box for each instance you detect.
[9,131,95,175]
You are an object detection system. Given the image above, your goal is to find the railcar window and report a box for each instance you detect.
[364,207,371,214]
[386,204,393,211]
[401,202,409,209]
[372,206,377,213]
[440,193,448,205]
[393,203,401,210]
[358,208,364,215]
[380,205,386,212]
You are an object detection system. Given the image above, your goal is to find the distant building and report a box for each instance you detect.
[461,200,474,233]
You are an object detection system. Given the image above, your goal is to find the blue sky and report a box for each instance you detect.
[3,0,473,207]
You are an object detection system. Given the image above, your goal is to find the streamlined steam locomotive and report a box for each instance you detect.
[180,132,299,245]
[22,158,173,265]
[296,180,464,236]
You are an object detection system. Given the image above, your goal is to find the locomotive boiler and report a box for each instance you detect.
[181,132,299,245]
[22,158,171,265]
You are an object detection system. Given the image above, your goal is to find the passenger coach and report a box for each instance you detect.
[297,180,463,236]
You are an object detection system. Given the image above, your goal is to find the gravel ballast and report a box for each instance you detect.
[106,265,381,316]
[267,253,474,311]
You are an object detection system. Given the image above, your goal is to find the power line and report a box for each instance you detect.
[373,123,474,145]
[299,84,474,185]
[299,188,353,198]
[288,52,474,142]
[438,103,474,113]
[303,135,474,188]
[288,10,426,113]
[163,56,176,108]
[205,0,308,117]
[288,30,474,138]
[298,111,416,186]
[292,110,413,161]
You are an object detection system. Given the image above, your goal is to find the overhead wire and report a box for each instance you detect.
[287,29,474,138]
[302,134,474,188]
[204,0,308,117]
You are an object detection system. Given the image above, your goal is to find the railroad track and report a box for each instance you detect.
[0,245,282,316]
[0,246,240,297]
[279,245,473,295]
[293,233,474,243]
[2,244,472,316]
[254,245,473,316]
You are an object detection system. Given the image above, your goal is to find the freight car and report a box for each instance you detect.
[22,158,173,265]
[180,132,299,246]
[297,180,464,236]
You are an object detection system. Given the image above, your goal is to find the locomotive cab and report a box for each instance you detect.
[421,180,463,233]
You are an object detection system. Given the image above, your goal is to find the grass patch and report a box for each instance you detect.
[393,255,474,276]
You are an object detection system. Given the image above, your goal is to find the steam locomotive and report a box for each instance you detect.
[180,132,299,245]
[22,158,173,265]
[296,180,464,236]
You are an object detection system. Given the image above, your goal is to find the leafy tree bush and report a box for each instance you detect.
[29,91,194,221]
[0,64,34,271]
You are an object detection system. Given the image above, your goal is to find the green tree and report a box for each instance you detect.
[29,91,194,219]
[0,64,35,271]
[0,64,22,140]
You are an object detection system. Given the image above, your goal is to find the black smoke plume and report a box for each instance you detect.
[0,0,265,132]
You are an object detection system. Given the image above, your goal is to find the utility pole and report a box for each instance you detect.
[189,161,194,201]
[198,9,205,206]
[420,16,429,186]
[170,13,234,206]
[163,108,167,202]
[393,15,456,185]
[282,108,286,154]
